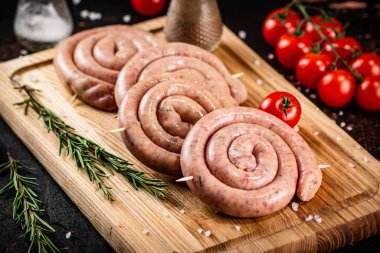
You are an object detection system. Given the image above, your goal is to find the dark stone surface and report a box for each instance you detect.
[0,0,379,252]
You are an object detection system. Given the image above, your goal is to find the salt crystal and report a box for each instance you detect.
[234,225,241,231]
[313,131,320,136]
[291,202,299,212]
[204,230,212,237]
[180,209,185,214]
[293,125,299,132]
[318,164,330,169]
[254,59,261,66]
[340,122,346,128]
[89,12,98,21]
[162,210,169,217]
[313,214,320,220]
[80,10,89,19]
[347,162,355,168]
[363,157,368,163]
[316,107,320,111]
[315,217,323,224]
[256,79,263,85]
[20,49,28,55]
[309,94,317,99]
[123,14,132,23]
[197,228,203,234]
[268,53,275,60]
[355,144,362,149]
[336,136,342,142]
[176,176,193,182]
[338,110,344,116]
[238,30,247,39]
[346,126,353,131]
[143,229,149,235]
[305,214,313,222]
[65,231,71,239]
[72,0,81,5]
[305,88,310,93]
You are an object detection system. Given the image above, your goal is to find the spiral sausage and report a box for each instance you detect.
[115,42,247,107]
[181,107,322,218]
[54,25,161,111]
[118,75,233,176]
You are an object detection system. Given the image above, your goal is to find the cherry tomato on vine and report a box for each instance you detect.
[131,0,166,16]
[295,52,332,89]
[262,8,301,46]
[355,76,380,111]
[323,37,362,67]
[318,70,356,108]
[276,32,314,69]
[258,91,302,127]
[350,53,380,79]
[304,15,343,41]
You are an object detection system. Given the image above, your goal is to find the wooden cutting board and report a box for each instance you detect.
[0,17,379,253]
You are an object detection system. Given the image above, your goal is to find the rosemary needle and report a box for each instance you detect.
[12,82,171,200]
[0,153,59,253]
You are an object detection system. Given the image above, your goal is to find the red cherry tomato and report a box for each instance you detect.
[355,76,380,111]
[350,53,380,79]
[295,52,332,89]
[131,0,166,16]
[305,15,343,41]
[318,70,356,108]
[323,37,362,67]
[258,91,302,127]
[262,8,301,46]
[276,32,314,69]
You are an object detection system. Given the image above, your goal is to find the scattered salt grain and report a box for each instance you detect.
[313,131,320,136]
[254,59,261,66]
[66,231,71,239]
[338,110,344,116]
[176,176,193,182]
[346,126,353,131]
[304,214,313,222]
[355,144,362,150]
[72,0,81,5]
[316,107,320,111]
[89,12,98,21]
[291,202,299,212]
[315,217,323,224]
[20,49,28,56]
[197,228,203,234]
[256,79,263,85]
[238,30,247,39]
[309,94,317,99]
[231,72,244,79]
[123,14,132,23]
[234,225,241,231]
[336,135,342,142]
[204,230,212,237]
[293,125,299,132]
[162,210,170,217]
[363,157,368,163]
[180,209,185,214]
[340,122,346,128]
[318,164,330,169]
[143,229,150,235]
[304,88,310,93]
[80,10,89,19]
[268,53,275,60]
[347,162,356,168]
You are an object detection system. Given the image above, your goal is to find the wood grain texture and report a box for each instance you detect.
[0,17,379,253]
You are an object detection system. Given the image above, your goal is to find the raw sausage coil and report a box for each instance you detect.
[54,25,161,111]
[118,75,232,176]
[115,42,247,107]
[181,107,322,218]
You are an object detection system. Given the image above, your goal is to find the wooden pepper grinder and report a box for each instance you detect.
[164,0,223,52]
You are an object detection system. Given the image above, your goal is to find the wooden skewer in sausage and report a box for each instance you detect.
[115,42,248,107]
[181,107,322,218]
[54,25,162,111]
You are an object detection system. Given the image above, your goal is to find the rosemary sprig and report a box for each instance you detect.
[12,81,171,200]
[0,153,59,253]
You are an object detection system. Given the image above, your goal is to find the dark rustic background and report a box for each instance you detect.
[0,0,379,252]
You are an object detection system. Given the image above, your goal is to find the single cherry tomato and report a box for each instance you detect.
[355,76,380,111]
[262,8,301,46]
[276,32,314,69]
[258,91,302,127]
[323,37,362,67]
[295,52,333,89]
[304,15,343,41]
[318,70,356,108]
[350,53,380,79]
[131,0,166,16]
